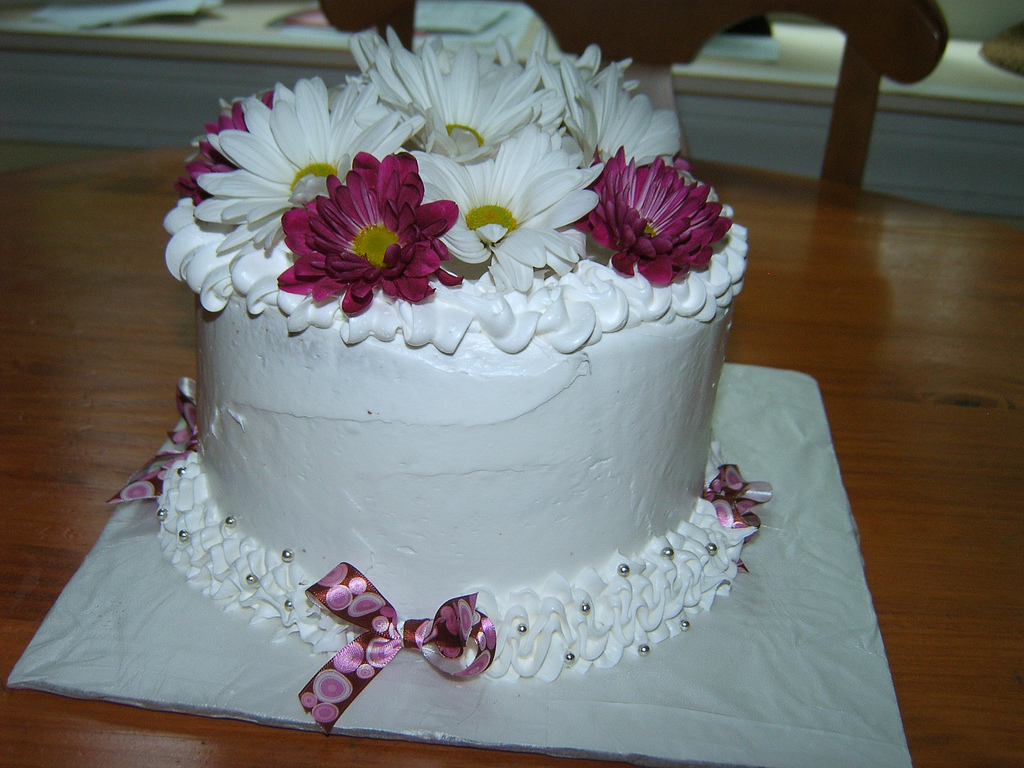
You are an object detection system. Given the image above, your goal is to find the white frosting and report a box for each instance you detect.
[196,293,730,613]
[157,449,757,680]
[165,200,746,354]
[152,288,754,680]
[156,452,350,654]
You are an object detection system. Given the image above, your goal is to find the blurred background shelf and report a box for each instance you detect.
[1,0,1021,221]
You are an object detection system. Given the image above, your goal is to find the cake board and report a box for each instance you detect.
[7,363,912,768]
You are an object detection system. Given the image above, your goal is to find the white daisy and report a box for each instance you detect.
[527,35,631,131]
[561,58,681,165]
[195,77,422,254]
[416,126,602,293]
[353,28,552,163]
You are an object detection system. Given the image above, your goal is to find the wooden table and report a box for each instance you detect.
[2,148,1021,767]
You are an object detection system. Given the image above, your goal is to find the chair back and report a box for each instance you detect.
[319,0,948,186]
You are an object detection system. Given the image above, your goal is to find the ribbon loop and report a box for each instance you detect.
[703,464,772,529]
[299,562,496,732]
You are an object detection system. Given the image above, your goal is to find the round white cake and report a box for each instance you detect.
[198,297,729,613]
[149,29,765,684]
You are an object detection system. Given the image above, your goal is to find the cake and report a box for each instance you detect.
[120,29,770,729]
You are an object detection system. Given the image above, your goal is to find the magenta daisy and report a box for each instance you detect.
[175,91,274,204]
[278,152,461,316]
[580,148,732,285]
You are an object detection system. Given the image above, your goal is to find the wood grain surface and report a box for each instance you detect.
[2,148,1021,767]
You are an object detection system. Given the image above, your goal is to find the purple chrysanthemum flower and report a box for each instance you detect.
[279,151,461,316]
[175,92,274,204]
[579,147,731,285]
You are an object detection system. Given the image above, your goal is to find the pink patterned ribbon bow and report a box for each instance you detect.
[703,464,772,530]
[299,562,497,732]
[108,378,198,503]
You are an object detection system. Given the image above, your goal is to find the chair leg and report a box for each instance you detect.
[319,0,415,47]
[821,44,881,187]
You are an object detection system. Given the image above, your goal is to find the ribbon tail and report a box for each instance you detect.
[299,630,394,734]
[107,463,166,503]
[171,377,199,445]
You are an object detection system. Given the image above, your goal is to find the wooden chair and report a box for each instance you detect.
[318,0,947,187]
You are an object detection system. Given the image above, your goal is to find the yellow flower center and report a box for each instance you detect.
[643,222,657,237]
[465,204,517,232]
[352,224,399,268]
[292,162,337,190]
[446,123,485,147]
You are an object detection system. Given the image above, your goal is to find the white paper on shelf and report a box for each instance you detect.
[416,0,511,34]
[31,0,222,30]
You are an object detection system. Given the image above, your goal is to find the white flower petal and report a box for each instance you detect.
[475,223,508,245]
[526,188,599,230]
[491,251,536,292]
[216,131,295,183]
[416,151,475,210]
[270,99,315,169]
[497,228,549,269]
[568,65,681,164]
[349,29,385,73]
[225,200,288,223]
[441,223,491,264]
[194,196,234,222]
[199,170,287,199]
[366,31,550,163]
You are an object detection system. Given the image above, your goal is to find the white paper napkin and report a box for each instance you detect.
[32,0,222,29]
[8,364,911,768]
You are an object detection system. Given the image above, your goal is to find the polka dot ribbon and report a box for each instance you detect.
[702,464,772,530]
[108,378,198,503]
[299,562,497,732]
[702,464,772,573]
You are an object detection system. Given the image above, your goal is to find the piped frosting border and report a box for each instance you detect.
[165,203,746,355]
[155,449,759,682]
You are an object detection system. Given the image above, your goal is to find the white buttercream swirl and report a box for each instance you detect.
[155,449,759,681]
[157,452,350,654]
[165,201,746,355]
